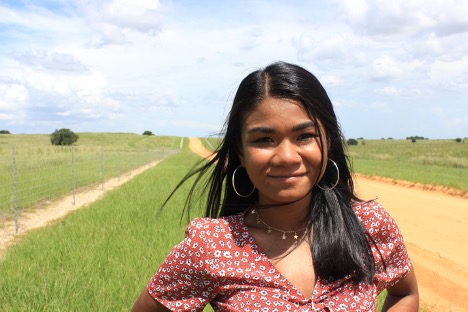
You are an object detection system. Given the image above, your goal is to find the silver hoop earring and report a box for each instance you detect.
[232,165,255,197]
[317,159,340,191]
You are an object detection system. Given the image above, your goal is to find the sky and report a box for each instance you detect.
[0,0,467,140]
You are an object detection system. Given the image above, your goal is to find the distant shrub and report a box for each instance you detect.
[411,138,417,143]
[406,136,427,140]
[50,128,79,146]
[0,130,11,134]
[142,131,154,136]
[347,138,358,146]
[455,138,462,143]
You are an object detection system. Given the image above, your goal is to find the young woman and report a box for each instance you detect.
[132,62,419,311]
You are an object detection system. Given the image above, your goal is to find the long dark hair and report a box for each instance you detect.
[166,61,374,284]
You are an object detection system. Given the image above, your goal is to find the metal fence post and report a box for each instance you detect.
[101,146,104,190]
[72,145,76,205]
[12,145,19,234]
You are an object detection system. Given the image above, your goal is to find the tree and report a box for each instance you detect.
[0,130,11,134]
[455,138,462,143]
[346,138,358,146]
[142,130,154,136]
[50,128,79,145]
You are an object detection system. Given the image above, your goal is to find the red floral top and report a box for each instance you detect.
[147,201,412,311]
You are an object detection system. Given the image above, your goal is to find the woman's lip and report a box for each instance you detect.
[269,173,306,179]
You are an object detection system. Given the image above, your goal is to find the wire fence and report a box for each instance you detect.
[1,144,179,234]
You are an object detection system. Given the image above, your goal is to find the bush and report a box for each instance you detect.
[406,136,426,140]
[455,138,462,143]
[142,131,154,136]
[50,128,79,146]
[0,130,11,134]
[346,138,358,146]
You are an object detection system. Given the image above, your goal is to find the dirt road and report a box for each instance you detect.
[189,137,468,312]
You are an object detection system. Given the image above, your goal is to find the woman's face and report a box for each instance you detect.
[238,96,327,206]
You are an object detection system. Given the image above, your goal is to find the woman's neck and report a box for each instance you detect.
[255,196,311,231]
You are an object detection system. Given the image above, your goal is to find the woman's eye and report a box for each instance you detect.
[253,137,273,144]
[298,133,317,141]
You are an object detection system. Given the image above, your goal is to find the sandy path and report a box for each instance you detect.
[188,137,468,312]
[355,179,468,311]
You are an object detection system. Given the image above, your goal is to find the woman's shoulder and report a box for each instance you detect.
[352,200,388,219]
[351,200,396,230]
[352,200,403,241]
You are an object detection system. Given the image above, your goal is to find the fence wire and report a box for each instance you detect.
[0,145,178,234]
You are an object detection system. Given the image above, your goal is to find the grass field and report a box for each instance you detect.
[0,133,181,216]
[0,140,200,311]
[348,138,467,191]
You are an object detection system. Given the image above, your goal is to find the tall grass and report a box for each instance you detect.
[0,133,180,216]
[0,141,391,311]
[348,139,467,191]
[0,143,202,311]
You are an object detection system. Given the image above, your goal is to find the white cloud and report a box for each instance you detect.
[376,86,399,95]
[321,75,344,87]
[0,113,15,121]
[332,0,468,37]
[429,56,468,90]
[369,55,405,82]
[0,83,28,110]
[77,0,163,46]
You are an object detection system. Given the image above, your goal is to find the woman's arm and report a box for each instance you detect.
[381,267,419,311]
[131,288,171,312]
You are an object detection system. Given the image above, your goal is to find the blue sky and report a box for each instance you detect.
[0,0,467,139]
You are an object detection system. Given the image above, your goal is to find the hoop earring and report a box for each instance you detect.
[232,165,255,197]
[317,159,340,191]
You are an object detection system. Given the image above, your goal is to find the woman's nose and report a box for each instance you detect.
[272,141,299,165]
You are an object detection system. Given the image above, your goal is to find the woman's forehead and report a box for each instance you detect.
[242,97,319,127]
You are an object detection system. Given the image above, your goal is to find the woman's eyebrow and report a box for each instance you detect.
[247,121,317,134]
[292,121,317,131]
[247,126,275,134]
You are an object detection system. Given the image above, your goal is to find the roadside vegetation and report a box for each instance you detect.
[347,138,466,191]
[0,141,201,311]
[0,133,180,216]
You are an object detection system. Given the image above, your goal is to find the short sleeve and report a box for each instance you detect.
[146,218,216,311]
[354,201,412,293]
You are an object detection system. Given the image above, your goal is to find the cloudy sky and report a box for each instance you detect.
[0,0,467,139]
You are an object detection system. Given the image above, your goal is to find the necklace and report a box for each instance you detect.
[251,209,307,240]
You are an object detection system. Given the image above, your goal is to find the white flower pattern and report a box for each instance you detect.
[147,201,411,311]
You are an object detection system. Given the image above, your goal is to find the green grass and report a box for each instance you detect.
[0,140,201,311]
[347,139,467,191]
[0,133,181,215]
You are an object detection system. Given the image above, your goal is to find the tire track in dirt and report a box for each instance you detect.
[188,137,468,312]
